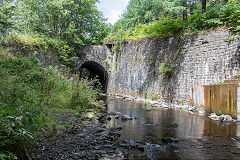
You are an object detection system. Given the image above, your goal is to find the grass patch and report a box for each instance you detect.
[3,32,78,67]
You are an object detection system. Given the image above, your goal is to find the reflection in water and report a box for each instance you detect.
[105,97,240,160]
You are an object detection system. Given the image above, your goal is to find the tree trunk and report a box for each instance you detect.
[202,0,206,13]
[183,0,187,22]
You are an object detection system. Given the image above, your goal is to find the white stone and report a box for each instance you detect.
[162,104,169,108]
[181,105,189,110]
[175,105,182,109]
[85,112,95,119]
[220,114,232,121]
[188,106,196,111]
[98,100,105,105]
[209,113,218,120]
[198,110,205,115]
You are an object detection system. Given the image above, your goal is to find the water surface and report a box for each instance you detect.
[104,97,240,160]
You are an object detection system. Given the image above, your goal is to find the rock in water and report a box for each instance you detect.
[209,113,218,120]
[99,100,105,106]
[121,114,133,120]
[85,112,95,119]
[220,114,232,121]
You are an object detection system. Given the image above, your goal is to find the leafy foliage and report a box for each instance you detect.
[0,0,15,35]
[118,0,164,28]
[106,0,240,42]
[187,8,223,30]
[1,0,109,45]
[159,63,173,79]
[105,15,184,41]
[0,47,101,158]
[118,0,187,29]
[221,0,240,29]
[15,0,108,45]
[144,15,184,37]
[0,50,47,157]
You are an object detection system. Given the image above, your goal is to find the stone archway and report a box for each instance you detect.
[80,61,108,92]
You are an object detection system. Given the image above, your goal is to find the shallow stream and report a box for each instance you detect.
[104,97,240,160]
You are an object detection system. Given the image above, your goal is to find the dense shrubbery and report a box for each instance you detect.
[0,0,106,159]
[222,0,240,29]
[145,16,184,37]
[0,47,101,158]
[187,0,239,31]
[105,15,184,42]
[106,0,240,41]
[0,0,109,46]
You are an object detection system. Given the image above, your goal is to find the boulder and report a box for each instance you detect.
[85,112,95,119]
[220,114,232,121]
[98,100,105,106]
[198,110,205,115]
[121,114,133,120]
[209,113,218,120]
[188,106,196,112]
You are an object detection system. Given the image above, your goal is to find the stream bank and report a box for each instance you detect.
[28,109,127,160]
[107,93,238,123]
[28,96,240,160]
[28,107,170,160]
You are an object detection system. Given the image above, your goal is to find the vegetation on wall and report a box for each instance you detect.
[159,63,173,79]
[105,0,239,82]
[143,88,147,99]
[106,0,240,41]
[3,32,79,67]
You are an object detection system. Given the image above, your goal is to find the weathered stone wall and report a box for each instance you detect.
[107,30,240,104]
[76,45,110,70]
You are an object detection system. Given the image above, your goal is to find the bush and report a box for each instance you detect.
[0,47,101,158]
[105,1,240,43]
[159,63,173,79]
[70,78,101,111]
[0,51,48,157]
[144,15,184,37]
[222,0,240,29]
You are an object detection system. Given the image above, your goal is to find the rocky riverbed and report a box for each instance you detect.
[29,123,125,160]
[28,108,174,160]
[28,108,125,160]
[27,96,240,160]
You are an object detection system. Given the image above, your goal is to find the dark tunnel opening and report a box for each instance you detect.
[79,61,108,93]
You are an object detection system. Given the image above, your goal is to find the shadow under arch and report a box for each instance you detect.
[80,61,108,93]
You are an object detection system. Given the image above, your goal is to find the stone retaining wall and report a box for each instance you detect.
[107,30,240,104]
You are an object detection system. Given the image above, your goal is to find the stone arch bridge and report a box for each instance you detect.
[76,44,113,92]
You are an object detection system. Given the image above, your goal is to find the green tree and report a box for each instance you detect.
[15,0,108,45]
[0,0,15,35]
[118,0,165,28]
[117,0,193,29]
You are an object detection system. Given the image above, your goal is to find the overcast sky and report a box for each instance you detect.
[97,0,130,24]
